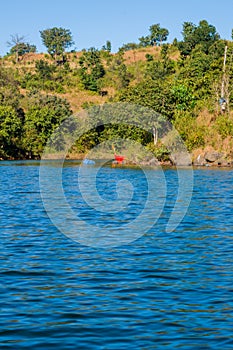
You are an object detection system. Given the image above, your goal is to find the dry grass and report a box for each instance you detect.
[193,109,233,158]
[59,90,109,112]
[123,46,161,64]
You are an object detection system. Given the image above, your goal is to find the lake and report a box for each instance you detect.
[1,161,233,349]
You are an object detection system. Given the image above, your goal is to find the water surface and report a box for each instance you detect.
[0,161,233,349]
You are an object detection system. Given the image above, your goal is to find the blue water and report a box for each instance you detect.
[1,161,233,349]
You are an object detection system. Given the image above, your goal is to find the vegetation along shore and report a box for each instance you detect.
[1,21,233,166]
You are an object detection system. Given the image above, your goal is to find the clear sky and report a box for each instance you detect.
[0,0,232,55]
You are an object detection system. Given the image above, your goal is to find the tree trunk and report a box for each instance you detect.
[16,50,19,63]
[153,126,158,146]
[221,45,228,99]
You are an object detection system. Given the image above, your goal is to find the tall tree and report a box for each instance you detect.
[149,24,169,46]
[178,20,220,57]
[139,24,169,47]
[40,27,74,63]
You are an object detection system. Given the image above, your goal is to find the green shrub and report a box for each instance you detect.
[173,112,205,150]
[146,142,170,161]
[215,115,233,139]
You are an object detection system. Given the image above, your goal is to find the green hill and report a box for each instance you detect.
[1,21,233,165]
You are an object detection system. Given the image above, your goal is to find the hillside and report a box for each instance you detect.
[1,47,165,113]
[1,31,233,164]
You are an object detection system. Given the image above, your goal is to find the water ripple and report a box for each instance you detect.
[0,163,233,349]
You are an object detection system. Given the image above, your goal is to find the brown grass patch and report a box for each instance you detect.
[59,90,110,112]
[123,46,161,64]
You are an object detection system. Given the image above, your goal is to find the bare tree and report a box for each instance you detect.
[7,34,25,63]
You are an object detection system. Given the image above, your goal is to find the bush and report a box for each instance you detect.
[215,115,233,139]
[146,142,170,161]
[173,112,205,151]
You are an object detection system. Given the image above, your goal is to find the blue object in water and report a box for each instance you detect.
[82,158,95,165]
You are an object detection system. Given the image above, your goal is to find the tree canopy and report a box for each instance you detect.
[40,27,74,62]
[10,42,36,56]
[150,24,169,46]
[139,23,169,47]
[177,20,220,56]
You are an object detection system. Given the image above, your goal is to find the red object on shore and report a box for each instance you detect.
[114,155,125,164]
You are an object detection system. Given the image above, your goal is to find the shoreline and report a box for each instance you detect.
[1,156,233,169]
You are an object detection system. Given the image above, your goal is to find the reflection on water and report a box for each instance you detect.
[0,161,233,349]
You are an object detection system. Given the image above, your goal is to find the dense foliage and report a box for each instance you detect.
[79,48,105,92]
[0,72,72,159]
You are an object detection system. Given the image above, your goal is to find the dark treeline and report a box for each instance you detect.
[1,20,233,160]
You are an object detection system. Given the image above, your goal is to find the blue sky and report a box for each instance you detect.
[0,0,232,55]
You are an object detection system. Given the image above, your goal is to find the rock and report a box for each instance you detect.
[148,158,160,166]
[216,158,231,167]
[139,158,159,167]
[170,152,192,166]
[205,151,222,163]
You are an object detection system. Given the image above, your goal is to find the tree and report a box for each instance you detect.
[10,42,36,57]
[196,20,220,52]
[145,51,175,81]
[171,85,196,111]
[139,24,169,47]
[35,60,56,80]
[40,27,74,63]
[117,79,174,119]
[79,48,105,92]
[23,92,72,157]
[102,40,112,52]
[119,42,139,51]
[0,105,23,158]
[178,20,220,57]
[114,63,131,88]
[7,34,29,63]
[149,24,169,46]
[138,36,151,47]
[0,67,22,109]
